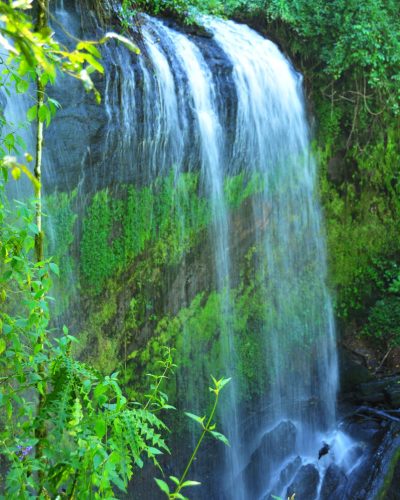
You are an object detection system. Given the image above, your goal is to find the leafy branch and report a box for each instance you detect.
[155,376,231,500]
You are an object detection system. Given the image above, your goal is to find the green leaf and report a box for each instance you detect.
[82,379,92,393]
[28,222,39,234]
[27,105,37,122]
[154,478,170,495]
[38,104,51,126]
[94,417,107,439]
[76,41,101,58]
[148,447,163,456]
[0,338,6,355]
[38,104,48,123]
[181,480,201,488]
[84,53,104,74]
[4,133,15,151]
[184,412,205,426]
[217,377,231,390]
[94,383,108,401]
[93,453,102,470]
[49,262,59,276]
[16,79,29,93]
[33,343,43,355]
[210,431,230,446]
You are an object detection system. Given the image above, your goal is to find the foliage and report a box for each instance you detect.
[363,297,400,348]
[319,127,400,338]
[1,0,117,109]
[43,190,78,314]
[119,2,400,345]
[266,0,400,106]
[64,169,264,297]
[0,2,171,498]
[224,171,264,209]
[155,376,230,500]
[120,0,228,25]
[134,264,270,408]
[0,172,172,497]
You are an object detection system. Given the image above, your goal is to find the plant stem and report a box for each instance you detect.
[34,0,49,490]
[144,356,172,410]
[174,391,219,495]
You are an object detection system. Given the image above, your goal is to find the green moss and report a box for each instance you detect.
[319,126,400,330]
[43,190,77,315]
[75,292,119,374]
[79,170,265,297]
[80,190,117,292]
[80,172,211,293]
[377,446,400,500]
[362,296,400,347]
[224,171,265,209]
[132,268,271,406]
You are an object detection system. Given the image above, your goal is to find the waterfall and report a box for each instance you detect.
[128,15,338,498]
[2,5,342,498]
[205,18,339,498]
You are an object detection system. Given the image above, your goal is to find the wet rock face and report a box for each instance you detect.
[355,376,400,407]
[339,345,373,395]
[286,464,319,500]
[266,455,302,499]
[335,420,400,500]
[44,6,238,194]
[244,420,297,498]
[320,464,347,499]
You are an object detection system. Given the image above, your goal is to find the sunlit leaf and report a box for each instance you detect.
[154,478,170,495]
[181,480,201,487]
[0,338,6,355]
[100,32,141,54]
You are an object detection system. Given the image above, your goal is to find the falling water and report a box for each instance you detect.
[206,18,338,499]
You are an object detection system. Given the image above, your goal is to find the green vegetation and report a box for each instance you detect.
[0,164,172,499]
[0,2,167,497]
[135,272,271,406]
[80,173,210,293]
[377,447,400,500]
[44,190,78,313]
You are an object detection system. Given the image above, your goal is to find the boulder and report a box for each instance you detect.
[286,464,319,500]
[320,464,347,499]
[267,456,302,499]
[244,420,297,498]
[384,379,400,407]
